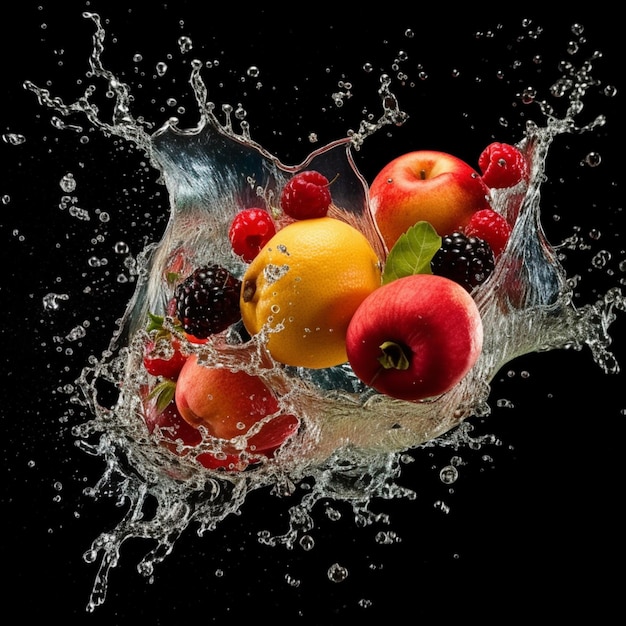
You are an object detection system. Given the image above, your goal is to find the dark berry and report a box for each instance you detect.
[431,232,495,292]
[280,170,332,219]
[174,265,242,339]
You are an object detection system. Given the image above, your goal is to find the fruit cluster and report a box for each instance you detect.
[138,142,529,471]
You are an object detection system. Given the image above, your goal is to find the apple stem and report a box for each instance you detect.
[377,340,410,371]
[419,169,427,180]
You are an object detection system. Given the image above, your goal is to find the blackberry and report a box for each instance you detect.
[174,264,242,339]
[431,232,495,292]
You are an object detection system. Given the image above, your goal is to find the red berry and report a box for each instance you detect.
[229,208,277,263]
[478,142,529,189]
[465,208,512,257]
[143,337,187,380]
[280,170,332,219]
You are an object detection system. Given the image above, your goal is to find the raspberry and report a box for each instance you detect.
[431,232,495,292]
[478,142,529,189]
[174,265,242,339]
[280,170,332,219]
[465,208,512,257]
[229,208,276,263]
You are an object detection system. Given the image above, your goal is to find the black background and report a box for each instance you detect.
[2,3,625,623]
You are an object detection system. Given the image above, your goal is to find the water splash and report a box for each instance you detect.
[24,13,623,612]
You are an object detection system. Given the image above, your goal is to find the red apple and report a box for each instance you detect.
[345,274,483,401]
[175,355,299,453]
[369,150,491,251]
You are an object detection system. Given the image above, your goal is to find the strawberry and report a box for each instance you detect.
[143,312,187,379]
[478,142,529,189]
[280,170,332,219]
[229,208,277,263]
[143,337,187,379]
[464,208,512,257]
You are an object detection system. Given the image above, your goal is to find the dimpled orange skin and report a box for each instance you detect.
[240,217,383,369]
[369,150,491,251]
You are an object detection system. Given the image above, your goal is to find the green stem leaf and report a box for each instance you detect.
[377,340,410,371]
[382,220,442,285]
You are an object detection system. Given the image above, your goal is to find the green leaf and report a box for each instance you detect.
[382,221,442,285]
[148,379,177,413]
[146,311,165,333]
[166,271,180,285]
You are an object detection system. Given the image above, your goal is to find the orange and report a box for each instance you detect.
[240,217,382,369]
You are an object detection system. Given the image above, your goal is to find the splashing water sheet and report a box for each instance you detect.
[2,4,625,622]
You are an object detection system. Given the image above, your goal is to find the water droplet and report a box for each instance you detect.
[433,500,451,514]
[65,325,87,342]
[327,563,348,583]
[325,505,341,521]
[156,62,168,77]
[83,549,98,563]
[246,66,260,78]
[521,87,536,104]
[60,172,76,192]
[439,465,459,484]
[178,36,193,53]
[114,241,130,254]
[43,292,69,311]
[299,535,315,551]
[567,40,579,55]
[591,249,611,269]
[374,530,401,544]
[2,133,26,145]
[1,195,10,205]
[584,152,601,167]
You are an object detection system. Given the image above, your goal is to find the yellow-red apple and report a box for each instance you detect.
[345,274,483,401]
[369,150,491,251]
